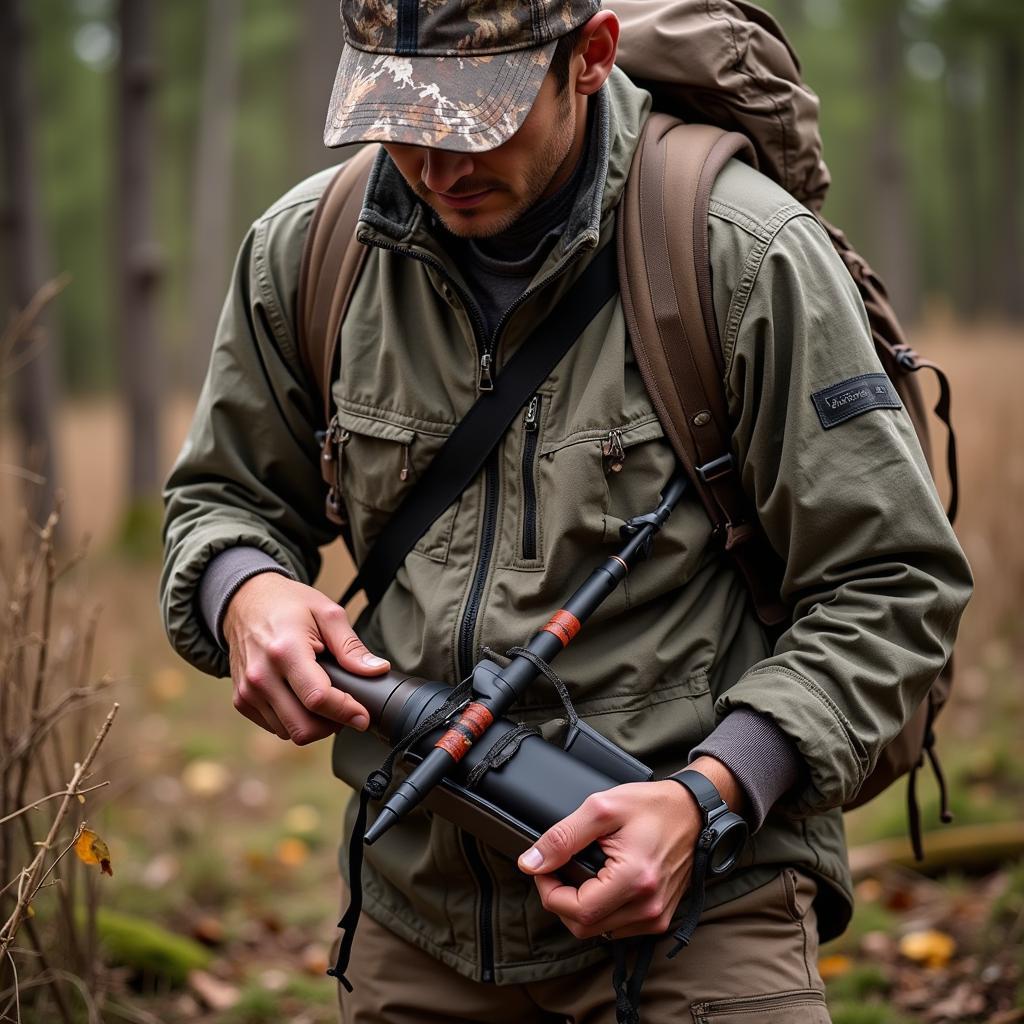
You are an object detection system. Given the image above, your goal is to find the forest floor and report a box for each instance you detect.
[3,323,1023,1023]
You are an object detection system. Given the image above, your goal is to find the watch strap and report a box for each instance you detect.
[669,768,726,821]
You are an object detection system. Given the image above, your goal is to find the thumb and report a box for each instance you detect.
[313,605,391,676]
[518,800,611,875]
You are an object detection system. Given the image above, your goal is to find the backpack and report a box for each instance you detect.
[296,0,960,854]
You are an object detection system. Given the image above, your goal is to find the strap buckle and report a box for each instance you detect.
[696,453,734,483]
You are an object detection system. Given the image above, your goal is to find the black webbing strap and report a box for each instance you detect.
[341,243,619,610]
[328,677,474,989]
[610,834,713,1023]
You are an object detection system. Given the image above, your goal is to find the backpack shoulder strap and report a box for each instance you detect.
[617,113,789,627]
[297,144,379,426]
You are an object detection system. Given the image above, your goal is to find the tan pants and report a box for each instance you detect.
[335,870,831,1023]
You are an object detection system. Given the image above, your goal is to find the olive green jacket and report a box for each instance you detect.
[161,70,972,983]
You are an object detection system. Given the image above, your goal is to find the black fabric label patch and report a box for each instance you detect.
[811,373,902,429]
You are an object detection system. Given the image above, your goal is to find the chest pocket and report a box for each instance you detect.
[520,415,713,598]
[332,404,458,566]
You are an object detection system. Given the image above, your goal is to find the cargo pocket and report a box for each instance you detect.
[333,405,458,565]
[690,989,830,1023]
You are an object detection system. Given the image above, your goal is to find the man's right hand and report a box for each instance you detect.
[222,573,389,745]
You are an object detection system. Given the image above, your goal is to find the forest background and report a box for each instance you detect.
[1,1,1023,1023]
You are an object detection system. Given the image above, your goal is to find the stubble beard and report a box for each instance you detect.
[424,92,578,240]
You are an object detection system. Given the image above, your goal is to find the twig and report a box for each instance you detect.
[0,784,109,828]
[34,825,87,890]
[4,953,18,1024]
[0,702,119,962]
[0,467,46,486]
[0,277,71,378]
[0,683,112,776]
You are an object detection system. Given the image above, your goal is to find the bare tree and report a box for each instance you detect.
[117,0,163,500]
[865,5,921,322]
[298,0,346,176]
[994,36,1023,321]
[0,0,60,526]
[187,0,242,391]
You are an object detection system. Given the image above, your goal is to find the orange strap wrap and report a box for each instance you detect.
[434,703,494,761]
[541,610,582,648]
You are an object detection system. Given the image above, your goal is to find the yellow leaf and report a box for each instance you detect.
[26,905,35,918]
[276,837,309,868]
[898,929,955,969]
[818,954,854,980]
[74,828,113,877]
[77,794,86,804]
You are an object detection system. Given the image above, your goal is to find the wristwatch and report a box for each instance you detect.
[669,769,749,876]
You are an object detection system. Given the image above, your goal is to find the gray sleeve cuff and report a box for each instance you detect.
[688,710,804,831]
[198,546,295,650]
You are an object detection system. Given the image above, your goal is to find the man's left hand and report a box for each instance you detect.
[517,756,745,940]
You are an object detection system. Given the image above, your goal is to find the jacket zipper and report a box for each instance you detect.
[460,830,496,983]
[521,395,542,559]
[458,452,500,679]
[360,231,592,984]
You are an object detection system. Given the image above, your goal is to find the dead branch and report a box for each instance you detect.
[0,783,109,829]
[0,702,119,962]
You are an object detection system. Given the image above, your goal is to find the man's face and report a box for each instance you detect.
[382,71,580,238]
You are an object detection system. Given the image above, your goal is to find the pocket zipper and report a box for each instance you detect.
[521,395,542,559]
[602,428,625,473]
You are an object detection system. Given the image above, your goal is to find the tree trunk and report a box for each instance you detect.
[187,0,241,392]
[117,0,163,500]
[298,0,345,176]
[943,48,987,319]
[995,38,1023,322]
[0,0,60,526]
[866,11,921,323]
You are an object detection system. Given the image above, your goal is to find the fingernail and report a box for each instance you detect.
[361,653,388,669]
[351,714,369,731]
[519,847,543,870]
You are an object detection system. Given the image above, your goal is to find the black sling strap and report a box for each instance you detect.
[342,241,618,611]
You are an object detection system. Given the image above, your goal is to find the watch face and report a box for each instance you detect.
[708,816,749,876]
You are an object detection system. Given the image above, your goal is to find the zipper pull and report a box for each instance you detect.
[524,395,539,431]
[602,428,625,473]
[320,413,340,462]
[478,351,495,392]
[399,442,411,482]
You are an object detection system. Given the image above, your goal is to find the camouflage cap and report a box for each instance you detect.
[324,0,602,153]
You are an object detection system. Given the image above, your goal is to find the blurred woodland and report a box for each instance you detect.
[1,1,1023,1023]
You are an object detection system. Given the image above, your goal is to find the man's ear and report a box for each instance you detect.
[573,11,620,97]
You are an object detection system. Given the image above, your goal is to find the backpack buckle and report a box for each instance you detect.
[696,453,734,482]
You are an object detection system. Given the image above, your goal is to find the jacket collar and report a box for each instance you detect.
[355,67,651,263]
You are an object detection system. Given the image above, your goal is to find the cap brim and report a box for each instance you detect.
[323,41,557,153]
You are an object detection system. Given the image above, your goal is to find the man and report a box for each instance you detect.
[161,1,972,1020]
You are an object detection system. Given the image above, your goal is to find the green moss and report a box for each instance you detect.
[95,907,211,986]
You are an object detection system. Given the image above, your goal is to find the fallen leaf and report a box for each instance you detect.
[818,954,854,980]
[74,828,113,876]
[182,760,229,798]
[276,837,309,867]
[898,929,956,969]
[300,943,329,976]
[187,969,239,1011]
[191,915,226,946]
[284,803,321,834]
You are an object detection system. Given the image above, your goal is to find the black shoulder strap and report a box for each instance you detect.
[342,242,619,612]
